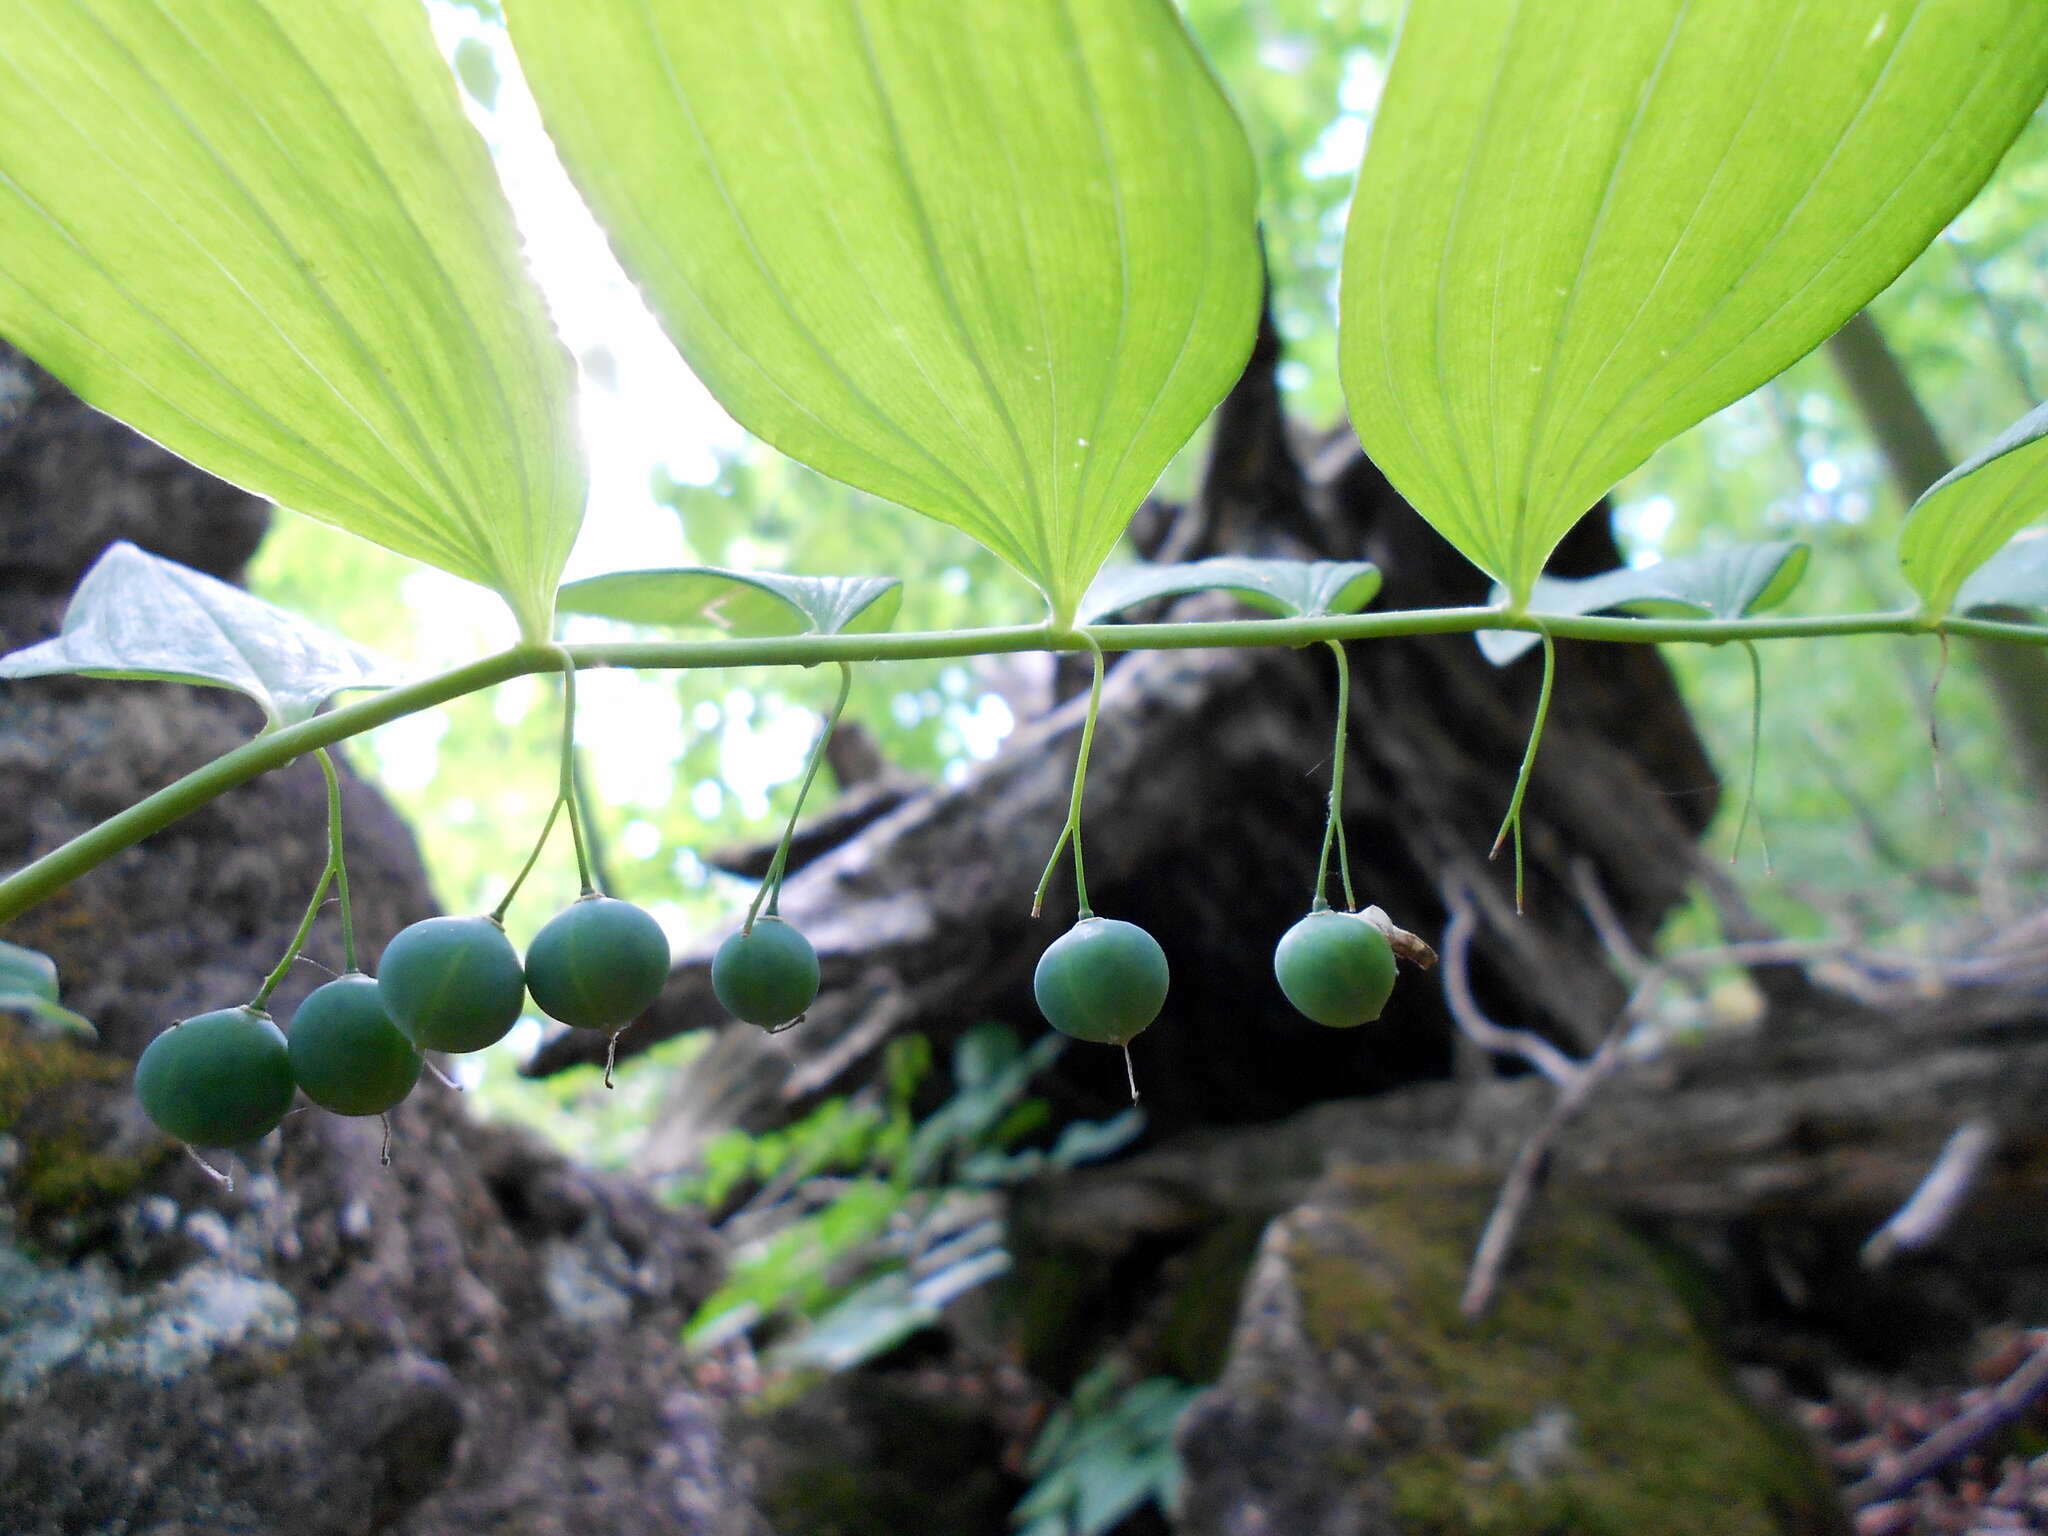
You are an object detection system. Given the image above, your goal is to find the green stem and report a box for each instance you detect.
[1334,814,1357,911]
[570,747,620,899]
[1729,642,1771,870]
[1032,637,1105,920]
[1490,627,1556,915]
[1311,640,1353,911]
[745,662,854,932]
[551,647,596,896]
[1,605,2042,931]
[250,865,333,1011]
[314,748,357,973]
[491,796,563,924]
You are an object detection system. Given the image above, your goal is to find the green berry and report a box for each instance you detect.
[1033,917,1169,1046]
[711,917,819,1028]
[135,1006,296,1147]
[377,915,526,1053]
[1273,909,1396,1028]
[524,895,671,1030]
[288,973,423,1117]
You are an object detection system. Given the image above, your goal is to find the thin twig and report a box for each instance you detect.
[1460,1021,1627,1319]
[1440,887,1583,1087]
[1845,1330,2048,1508]
[1861,1120,1998,1270]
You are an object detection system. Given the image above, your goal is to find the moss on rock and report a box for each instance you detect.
[1176,1165,1845,1536]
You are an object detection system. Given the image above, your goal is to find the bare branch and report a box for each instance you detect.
[1845,1330,2048,1509]
[1440,887,1584,1088]
[1861,1120,1998,1270]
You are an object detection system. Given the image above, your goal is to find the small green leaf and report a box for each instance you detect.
[0,542,398,726]
[1078,558,1381,625]
[1901,402,2048,616]
[0,939,93,1037]
[1955,528,2048,617]
[509,0,1262,624]
[452,37,500,109]
[0,0,584,640]
[1477,541,1809,665]
[0,940,59,1006]
[1340,0,2048,603]
[557,567,902,638]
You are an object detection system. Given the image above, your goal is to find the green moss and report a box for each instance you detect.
[0,1018,107,1132]
[0,1019,166,1223]
[1288,1166,1840,1536]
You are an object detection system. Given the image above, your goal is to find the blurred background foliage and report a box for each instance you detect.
[248,0,2048,1126]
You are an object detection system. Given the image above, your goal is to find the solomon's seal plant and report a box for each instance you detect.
[0,0,2040,1153]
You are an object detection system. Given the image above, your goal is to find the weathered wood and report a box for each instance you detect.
[1016,937,2048,1270]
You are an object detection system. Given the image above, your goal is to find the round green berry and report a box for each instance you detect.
[288,973,423,1117]
[1273,909,1396,1028]
[135,1006,296,1147]
[711,917,819,1029]
[524,895,671,1031]
[377,915,526,1054]
[1033,917,1169,1046]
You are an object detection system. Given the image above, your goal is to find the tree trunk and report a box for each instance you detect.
[0,348,765,1536]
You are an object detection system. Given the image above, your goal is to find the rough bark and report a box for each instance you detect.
[0,348,765,1536]
[531,314,1725,1172]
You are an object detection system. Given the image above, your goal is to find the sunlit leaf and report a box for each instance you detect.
[558,567,902,638]
[0,541,398,726]
[1078,557,1380,625]
[1901,402,2048,615]
[0,0,584,640]
[1955,528,2048,617]
[1341,0,2048,603]
[1477,542,1810,665]
[510,0,1261,624]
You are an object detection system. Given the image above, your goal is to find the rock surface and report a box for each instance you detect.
[0,346,766,1536]
[1174,1167,1847,1536]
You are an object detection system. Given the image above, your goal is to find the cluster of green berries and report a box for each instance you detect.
[135,895,671,1150]
[1030,905,1398,1054]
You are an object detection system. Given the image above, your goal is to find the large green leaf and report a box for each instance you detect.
[0,541,398,727]
[0,0,584,640]
[558,568,902,638]
[509,0,1261,625]
[1077,558,1380,624]
[1340,0,2048,604]
[1900,402,2048,616]
[1477,541,1810,664]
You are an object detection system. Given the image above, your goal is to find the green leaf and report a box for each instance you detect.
[1955,528,2048,617]
[0,939,93,1037]
[0,0,584,640]
[1340,0,2048,603]
[452,37,500,110]
[509,0,1262,625]
[1900,402,2048,616]
[0,541,398,726]
[1078,557,1380,625]
[0,940,58,1007]
[556,567,901,638]
[1477,541,1810,665]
